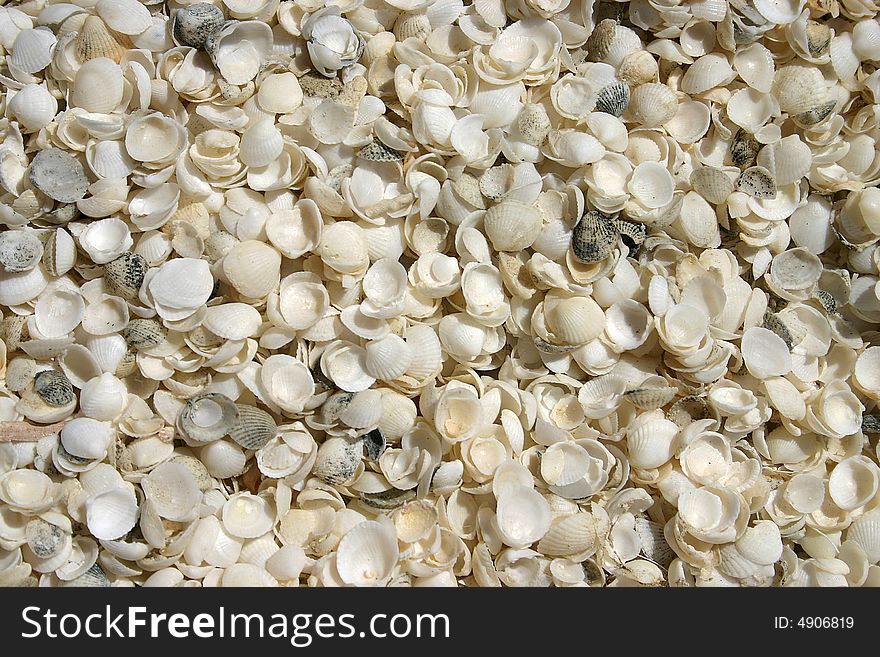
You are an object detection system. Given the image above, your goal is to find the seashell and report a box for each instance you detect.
[496,486,551,549]
[736,166,776,199]
[681,53,736,94]
[223,493,274,539]
[0,230,43,273]
[772,63,828,116]
[178,393,239,444]
[85,488,138,541]
[33,369,76,407]
[741,327,792,379]
[313,436,362,485]
[690,166,735,205]
[365,334,412,381]
[240,119,284,168]
[628,162,674,209]
[104,252,147,301]
[172,3,225,49]
[42,229,76,278]
[483,201,543,252]
[228,404,277,450]
[258,72,303,114]
[141,462,202,522]
[303,9,365,78]
[11,28,56,74]
[209,19,274,85]
[828,456,879,511]
[537,512,600,558]
[26,518,67,559]
[625,385,677,410]
[626,413,679,469]
[200,440,247,479]
[630,83,678,127]
[123,318,166,349]
[96,0,152,36]
[222,240,281,300]
[571,210,619,263]
[75,16,127,63]
[8,84,58,133]
[72,57,124,113]
[361,428,386,462]
[595,81,630,118]
[358,140,405,162]
[729,128,760,168]
[28,148,89,204]
[335,519,398,586]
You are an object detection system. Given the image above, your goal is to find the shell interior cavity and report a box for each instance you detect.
[0,0,878,590]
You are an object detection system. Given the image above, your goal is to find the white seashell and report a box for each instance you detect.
[81,294,129,336]
[628,162,674,209]
[681,53,735,94]
[204,303,262,340]
[240,119,284,168]
[79,218,133,265]
[141,462,202,522]
[209,20,273,85]
[96,0,152,36]
[8,84,58,133]
[266,200,322,259]
[629,83,678,127]
[223,493,274,539]
[149,257,214,319]
[0,265,48,307]
[72,58,124,113]
[29,148,89,204]
[199,440,247,479]
[741,327,792,379]
[365,334,413,381]
[85,488,138,541]
[626,413,679,469]
[828,457,880,511]
[483,201,543,252]
[79,373,128,421]
[34,287,84,339]
[733,42,775,94]
[335,519,398,586]
[496,486,551,549]
[11,28,56,74]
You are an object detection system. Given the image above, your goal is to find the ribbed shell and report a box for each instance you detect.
[228,404,277,450]
[571,211,619,263]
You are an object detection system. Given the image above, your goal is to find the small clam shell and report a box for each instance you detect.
[72,57,124,113]
[630,83,678,127]
[103,252,147,301]
[28,149,89,204]
[483,201,543,252]
[223,240,281,299]
[0,231,43,273]
[358,140,405,162]
[625,385,677,410]
[96,0,152,36]
[178,393,239,444]
[26,518,67,559]
[11,28,57,74]
[8,84,58,133]
[203,303,262,340]
[741,327,792,379]
[730,128,760,168]
[123,318,166,349]
[313,436,363,485]
[228,404,277,450]
[571,210,619,263]
[595,81,631,117]
[361,428,386,462]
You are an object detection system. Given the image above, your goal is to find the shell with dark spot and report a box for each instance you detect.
[358,140,404,161]
[34,370,75,407]
[172,3,225,49]
[571,210,620,263]
[104,252,147,301]
[594,81,630,117]
[361,428,386,461]
[228,404,277,450]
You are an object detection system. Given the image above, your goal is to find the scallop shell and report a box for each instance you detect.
[75,16,127,63]
[690,166,735,204]
[28,149,89,204]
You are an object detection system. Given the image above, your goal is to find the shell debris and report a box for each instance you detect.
[0,0,878,590]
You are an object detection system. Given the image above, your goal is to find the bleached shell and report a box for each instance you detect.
[628,162,674,209]
[496,486,551,549]
[141,462,202,521]
[222,240,281,299]
[81,294,129,336]
[767,247,822,292]
[321,341,375,392]
[690,166,735,204]
[757,135,812,187]
[199,440,247,479]
[772,63,828,115]
[846,510,880,563]
[266,200,322,260]
[0,264,48,306]
[741,327,792,379]
[42,229,76,278]
[61,417,112,460]
[72,58,124,113]
[85,488,138,541]
[545,296,606,345]
[681,53,735,94]
[204,303,262,340]
[629,83,678,127]
[11,28,56,74]
[483,201,543,252]
[9,84,58,133]
[240,119,284,168]
[604,300,652,351]
[782,473,825,513]
[0,230,42,274]
[676,192,721,248]
[733,42,775,94]
[335,520,398,587]
[257,72,303,114]
[537,512,599,558]
[33,287,83,339]
[365,334,413,381]
[96,0,152,35]
[125,113,187,165]
[828,456,880,511]
[222,493,274,539]
[209,20,273,85]
[665,100,711,144]
[626,414,679,469]
[149,257,213,316]
[28,148,89,204]
[318,221,370,275]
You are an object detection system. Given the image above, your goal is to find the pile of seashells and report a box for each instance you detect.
[2,0,880,589]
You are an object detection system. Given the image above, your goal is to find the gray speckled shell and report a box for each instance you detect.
[571,210,619,263]
[60,563,110,587]
[668,395,710,428]
[28,148,89,204]
[737,166,777,199]
[762,311,794,350]
[172,3,225,49]
[123,318,167,349]
[313,436,362,485]
[613,217,646,250]
[34,370,75,407]
[594,81,630,117]
[729,128,759,168]
[358,140,404,161]
[178,393,239,443]
[361,428,386,461]
[360,488,416,509]
[26,518,65,558]
[228,404,277,450]
[104,252,147,301]
[0,230,43,273]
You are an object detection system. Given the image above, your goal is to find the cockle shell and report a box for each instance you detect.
[172,3,225,49]
[28,149,89,204]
